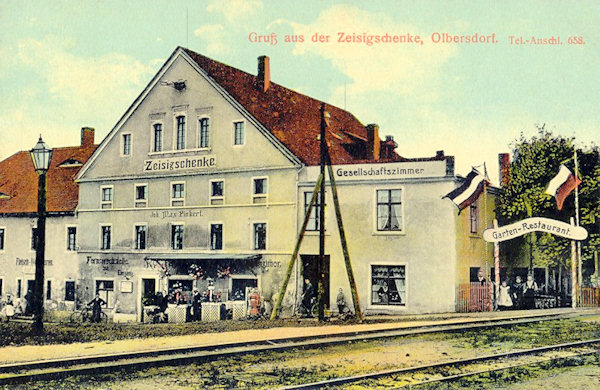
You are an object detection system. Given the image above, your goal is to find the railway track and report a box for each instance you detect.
[283,338,600,389]
[0,311,595,385]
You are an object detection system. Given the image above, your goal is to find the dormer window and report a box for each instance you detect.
[58,158,82,167]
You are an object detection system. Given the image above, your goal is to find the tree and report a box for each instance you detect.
[496,125,599,283]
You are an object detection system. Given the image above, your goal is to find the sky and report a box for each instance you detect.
[0,0,598,185]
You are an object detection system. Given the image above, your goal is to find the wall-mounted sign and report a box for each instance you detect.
[151,209,203,219]
[120,280,133,293]
[16,258,53,266]
[303,160,448,182]
[483,217,588,243]
[144,155,216,172]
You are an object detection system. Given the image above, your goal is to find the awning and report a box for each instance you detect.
[144,254,262,261]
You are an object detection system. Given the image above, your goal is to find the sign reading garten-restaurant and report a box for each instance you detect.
[483,217,588,243]
[144,155,216,172]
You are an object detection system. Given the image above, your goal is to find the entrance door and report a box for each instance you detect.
[141,278,156,305]
[301,255,330,308]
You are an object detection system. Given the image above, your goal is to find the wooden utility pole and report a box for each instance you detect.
[317,103,327,321]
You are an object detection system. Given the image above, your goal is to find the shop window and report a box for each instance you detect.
[171,182,185,207]
[253,177,267,204]
[135,184,148,208]
[304,191,325,231]
[376,189,402,231]
[101,225,112,250]
[171,224,184,250]
[65,281,75,301]
[122,133,131,156]
[210,180,224,205]
[167,279,193,304]
[199,117,210,148]
[469,204,478,234]
[46,280,52,300]
[96,280,114,308]
[135,225,147,250]
[231,277,258,301]
[0,228,4,250]
[210,223,223,250]
[371,265,405,306]
[67,227,77,251]
[176,115,186,150]
[31,227,38,250]
[153,123,163,152]
[101,186,113,209]
[234,121,244,145]
[253,223,266,250]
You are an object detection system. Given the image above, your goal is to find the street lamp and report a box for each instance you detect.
[30,135,53,334]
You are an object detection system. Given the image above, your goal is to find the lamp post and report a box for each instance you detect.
[30,136,53,334]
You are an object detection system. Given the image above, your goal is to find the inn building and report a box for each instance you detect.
[71,47,496,320]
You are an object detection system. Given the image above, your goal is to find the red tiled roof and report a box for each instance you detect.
[0,144,97,214]
[183,48,422,166]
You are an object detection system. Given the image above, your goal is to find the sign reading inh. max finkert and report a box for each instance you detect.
[483,217,588,243]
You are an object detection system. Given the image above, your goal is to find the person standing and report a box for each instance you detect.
[336,288,347,316]
[497,280,513,310]
[191,288,202,321]
[377,282,390,305]
[88,293,106,323]
[301,278,314,316]
[4,295,15,322]
[522,274,538,309]
[512,276,524,309]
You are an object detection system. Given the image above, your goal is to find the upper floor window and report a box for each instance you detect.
[210,180,224,205]
[176,115,186,150]
[210,223,223,250]
[135,224,147,250]
[31,227,38,251]
[253,177,268,204]
[304,191,325,231]
[171,182,185,207]
[153,123,163,152]
[171,224,184,250]
[376,189,402,231]
[0,228,4,250]
[199,117,210,148]
[253,223,266,250]
[122,133,131,156]
[67,227,77,251]
[469,204,478,234]
[234,121,244,145]
[101,186,113,209]
[135,184,148,208]
[101,225,112,250]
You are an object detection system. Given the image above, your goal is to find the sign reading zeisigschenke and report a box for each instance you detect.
[483,217,588,243]
[144,155,216,172]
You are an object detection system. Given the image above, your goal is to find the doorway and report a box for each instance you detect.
[141,278,156,305]
[301,255,330,308]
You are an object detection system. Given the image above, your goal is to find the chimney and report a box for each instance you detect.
[366,124,380,161]
[498,153,510,187]
[257,55,270,92]
[81,127,95,147]
[381,135,397,158]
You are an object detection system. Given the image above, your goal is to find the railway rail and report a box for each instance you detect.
[0,311,596,385]
[283,338,600,389]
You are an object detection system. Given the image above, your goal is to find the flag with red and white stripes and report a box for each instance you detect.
[545,164,581,210]
[443,168,489,213]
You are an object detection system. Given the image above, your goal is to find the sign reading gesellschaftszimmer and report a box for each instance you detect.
[144,155,216,172]
[483,217,588,243]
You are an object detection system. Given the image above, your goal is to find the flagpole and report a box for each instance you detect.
[574,147,582,305]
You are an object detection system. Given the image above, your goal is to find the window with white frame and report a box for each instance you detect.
[233,121,244,145]
[101,186,113,209]
[210,223,223,250]
[199,117,210,148]
[135,184,148,208]
[100,225,112,250]
[65,281,75,301]
[67,227,77,251]
[469,204,478,234]
[210,180,224,205]
[304,191,325,231]
[135,224,147,250]
[252,177,268,204]
[253,223,266,250]
[96,280,114,308]
[176,115,186,150]
[376,189,402,231]
[171,182,185,206]
[371,265,405,306]
[171,224,184,250]
[0,227,5,250]
[153,123,163,152]
[122,133,131,156]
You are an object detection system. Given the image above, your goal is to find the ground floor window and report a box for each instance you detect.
[371,265,405,306]
[167,279,193,304]
[231,277,258,301]
[65,281,75,301]
[96,280,114,308]
[46,280,52,300]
